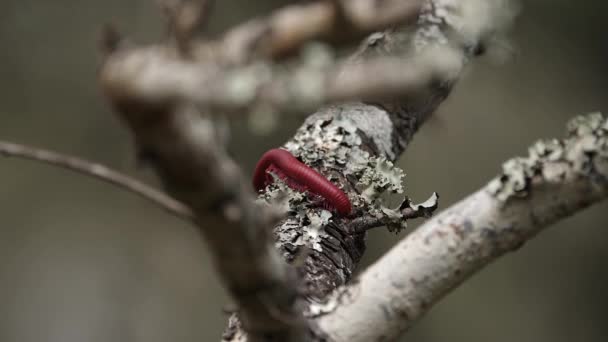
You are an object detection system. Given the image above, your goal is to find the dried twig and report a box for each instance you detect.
[350,193,439,233]
[0,140,194,220]
[159,0,215,57]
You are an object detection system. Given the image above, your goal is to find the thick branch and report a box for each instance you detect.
[0,140,193,220]
[315,113,608,341]
[100,44,462,118]
[221,0,517,340]
[100,97,305,341]
[259,0,516,300]
[159,0,215,56]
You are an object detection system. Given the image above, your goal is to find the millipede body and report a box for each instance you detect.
[253,148,352,216]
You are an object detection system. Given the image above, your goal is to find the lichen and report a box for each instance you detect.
[266,105,442,242]
[489,112,608,202]
[257,173,337,253]
[284,113,370,177]
[301,209,333,252]
[353,156,438,233]
[256,173,307,213]
[273,208,333,254]
[567,112,606,137]
[415,0,517,53]
[263,112,378,253]
[409,192,440,214]
[357,156,405,202]
[282,111,437,234]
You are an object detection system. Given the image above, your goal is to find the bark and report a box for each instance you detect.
[226,0,515,339]
[315,113,608,341]
[98,0,519,340]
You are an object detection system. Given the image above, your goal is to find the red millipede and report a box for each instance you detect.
[253,148,352,216]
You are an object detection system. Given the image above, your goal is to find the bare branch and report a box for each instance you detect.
[0,140,194,220]
[100,44,463,118]
[159,0,215,57]
[350,192,439,233]
[315,113,608,341]
[203,0,424,63]
[100,92,307,340]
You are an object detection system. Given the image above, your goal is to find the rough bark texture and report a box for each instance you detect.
[268,0,465,300]
[277,101,442,299]
[223,0,515,339]
[314,113,608,341]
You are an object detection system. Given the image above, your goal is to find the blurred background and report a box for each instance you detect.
[0,0,607,341]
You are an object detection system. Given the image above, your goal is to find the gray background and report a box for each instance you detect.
[0,1,607,341]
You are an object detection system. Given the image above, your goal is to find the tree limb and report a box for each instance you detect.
[100,42,463,118]
[258,0,517,306]
[98,0,518,340]
[201,0,424,63]
[0,140,194,220]
[101,96,306,341]
[315,113,608,341]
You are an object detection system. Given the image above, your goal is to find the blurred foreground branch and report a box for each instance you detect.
[100,45,463,118]
[200,0,424,63]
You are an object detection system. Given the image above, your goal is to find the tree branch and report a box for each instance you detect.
[315,113,608,341]
[98,0,518,340]
[158,0,215,57]
[201,0,424,63]
[0,140,194,220]
[258,0,517,307]
[100,42,463,118]
[100,90,307,340]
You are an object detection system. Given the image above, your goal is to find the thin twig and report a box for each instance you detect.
[350,207,428,233]
[0,140,194,221]
[159,0,215,57]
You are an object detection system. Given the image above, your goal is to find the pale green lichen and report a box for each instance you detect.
[566,112,606,137]
[273,208,333,253]
[270,108,440,241]
[409,192,440,214]
[372,192,439,233]
[301,209,333,252]
[489,112,608,202]
[284,114,370,176]
[258,172,336,252]
[256,173,307,214]
[353,156,438,233]
[357,156,405,202]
